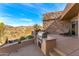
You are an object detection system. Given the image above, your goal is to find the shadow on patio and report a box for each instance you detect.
[9,44,44,56]
[0,40,44,56]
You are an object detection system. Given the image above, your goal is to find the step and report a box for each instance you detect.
[49,48,66,56]
[49,50,60,56]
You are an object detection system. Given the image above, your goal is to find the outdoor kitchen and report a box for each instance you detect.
[33,30,56,55]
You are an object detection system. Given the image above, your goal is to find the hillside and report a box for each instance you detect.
[5,25,34,41]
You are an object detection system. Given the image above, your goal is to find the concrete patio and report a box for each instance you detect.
[9,44,44,56]
[48,34,79,56]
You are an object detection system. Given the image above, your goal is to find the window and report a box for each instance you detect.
[72,23,75,35]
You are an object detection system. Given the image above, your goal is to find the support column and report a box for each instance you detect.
[78,13,79,38]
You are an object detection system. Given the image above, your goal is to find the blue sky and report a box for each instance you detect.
[0,3,67,27]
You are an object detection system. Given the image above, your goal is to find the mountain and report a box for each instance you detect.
[5,25,34,41]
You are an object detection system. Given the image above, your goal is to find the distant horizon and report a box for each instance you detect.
[0,21,43,27]
[0,3,67,27]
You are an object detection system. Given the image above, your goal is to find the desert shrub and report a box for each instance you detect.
[8,39,18,43]
[5,38,8,44]
[14,39,19,42]
[26,35,33,39]
[8,40,14,43]
[20,36,25,41]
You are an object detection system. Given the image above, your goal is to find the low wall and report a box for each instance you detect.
[0,40,34,54]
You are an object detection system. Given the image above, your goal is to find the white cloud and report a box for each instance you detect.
[39,23,43,26]
[0,16,35,26]
[21,3,35,8]
[20,18,32,22]
[0,17,14,26]
[12,22,35,27]
[0,17,8,23]
[21,3,49,14]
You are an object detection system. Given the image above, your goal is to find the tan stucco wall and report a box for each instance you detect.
[78,13,79,38]
[71,16,78,21]
[70,16,78,36]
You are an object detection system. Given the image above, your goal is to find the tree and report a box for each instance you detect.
[33,24,41,36]
[0,22,5,37]
[33,24,41,44]
[33,24,40,31]
[0,22,6,46]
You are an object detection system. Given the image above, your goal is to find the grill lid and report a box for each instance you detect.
[38,31,48,38]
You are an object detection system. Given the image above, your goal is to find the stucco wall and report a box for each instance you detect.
[70,16,78,36]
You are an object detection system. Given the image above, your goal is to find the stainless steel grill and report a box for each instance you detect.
[37,31,48,39]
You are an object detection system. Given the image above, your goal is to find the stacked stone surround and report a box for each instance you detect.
[45,15,78,35]
[43,11,62,30]
[43,11,62,20]
[43,11,72,34]
[46,20,71,34]
[43,20,54,30]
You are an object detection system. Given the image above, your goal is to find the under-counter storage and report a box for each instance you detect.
[38,38,56,55]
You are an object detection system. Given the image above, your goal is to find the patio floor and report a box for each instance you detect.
[9,44,44,56]
[48,34,79,56]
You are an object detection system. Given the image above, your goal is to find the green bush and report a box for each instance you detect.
[20,36,25,41]
[26,35,33,39]
[14,39,19,42]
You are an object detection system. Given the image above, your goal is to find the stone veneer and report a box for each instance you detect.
[43,11,62,30]
[46,19,71,34]
[43,11,78,35]
[43,11,71,34]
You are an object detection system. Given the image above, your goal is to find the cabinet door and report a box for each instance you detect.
[41,40,46,55]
